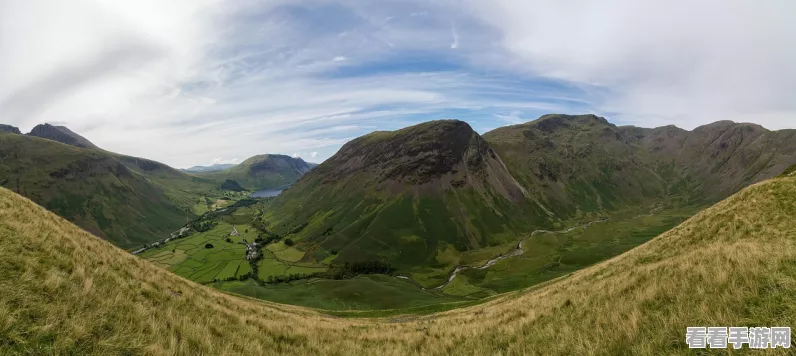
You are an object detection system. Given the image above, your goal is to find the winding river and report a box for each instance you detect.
[396,218,609,290]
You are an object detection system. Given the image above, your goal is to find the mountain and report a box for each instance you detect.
[620,120,796,200]
[198,154,315,190]
[0,130,217,248]
[485,114,796,216]
[28,123,99,149]
[483,114,667,217]
[2,173,795,354]
[0,124,20,134]
[182,163,237,173]
[256,116,796,286]
[261,120,550,279]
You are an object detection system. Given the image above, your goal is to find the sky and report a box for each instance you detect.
[1,0,794,168]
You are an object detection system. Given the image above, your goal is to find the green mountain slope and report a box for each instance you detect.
[197,154,315,190]
[483,114,667,217]
[2,174,795,354]
[0,132,214,248]
[110,153,219,215]
[260,120,550,285]
[621,120,796,200]
[485,114,796,217]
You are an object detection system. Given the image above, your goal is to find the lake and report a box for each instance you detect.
[250,188,285,198]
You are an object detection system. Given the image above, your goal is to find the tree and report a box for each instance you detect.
[205,243,214,249]
[284,238,295,246]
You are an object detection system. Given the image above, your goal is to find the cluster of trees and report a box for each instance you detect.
[251,218,279,239]
[254,233,279,245]
[215,273,252,283]
[260,260,395,285]
[326,261,395,280]
[264,272,323,284]
[230,198,258,208]
[191,220,217,232]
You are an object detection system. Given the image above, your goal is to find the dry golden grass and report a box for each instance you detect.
[2,178,796,355]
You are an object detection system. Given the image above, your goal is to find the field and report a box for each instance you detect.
[190,190,252,215]
[139,221,258,282]
[217,274,467,310]
[3,178,796,354]
[142,192,707,311]
[448,206,700,294]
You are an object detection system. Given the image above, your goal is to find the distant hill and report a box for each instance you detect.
[484,114,667,217]
[485,114,796,215]
[0,128,219,248]
[28,123,98,149]
[619,119,796,200]
[198,154,315,191]
[261,120,550,280]
[0,124,20,134]
[182,163,236,173]
[2,171,795,354]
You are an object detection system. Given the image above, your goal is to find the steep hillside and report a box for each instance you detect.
[2,175,795,354]
[0,133,209,248]
[28,123,99,149]
[0,124,20,134]
[621,120,796,200]
[484,114,666,217]
[110,153,218,214]
[261,120,550,284]
[485,114,796,216]
[198,154,314,190]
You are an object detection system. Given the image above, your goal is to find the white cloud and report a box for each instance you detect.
[450,24,459,49]
[463,0,796,129]
[1,0,793,170]
[211,157,239,165]
[494,110,524,125]
[310,152,318,158]
[292,153,300,158]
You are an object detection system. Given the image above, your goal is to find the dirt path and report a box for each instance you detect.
[396,218,609,291]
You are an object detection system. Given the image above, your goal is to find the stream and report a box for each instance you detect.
[396,218,609,291]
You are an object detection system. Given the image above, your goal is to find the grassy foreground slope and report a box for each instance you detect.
[2,178,796,354]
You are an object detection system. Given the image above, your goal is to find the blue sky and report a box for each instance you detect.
[1,0,794,167]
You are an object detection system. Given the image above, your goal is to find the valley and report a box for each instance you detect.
[2,115,795,353]
[138,188,700,310]
[3,174,796,354]
[4,2,792,353]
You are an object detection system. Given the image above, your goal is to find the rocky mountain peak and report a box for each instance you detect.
[27,123,98,149]
[0,124,21,134]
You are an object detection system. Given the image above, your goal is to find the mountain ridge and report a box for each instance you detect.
[262,120,551,284]
[0,124,21,134]
[27,123,99,149]
[182,163,237,173]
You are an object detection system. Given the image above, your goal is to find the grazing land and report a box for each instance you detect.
[3,177,796,354]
